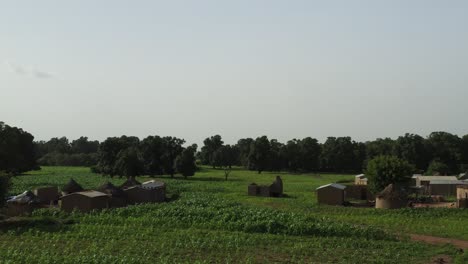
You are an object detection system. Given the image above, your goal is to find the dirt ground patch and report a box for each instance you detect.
[410,234,468,250]
[429,255,452,264]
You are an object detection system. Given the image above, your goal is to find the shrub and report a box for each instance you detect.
[365,155,414,194]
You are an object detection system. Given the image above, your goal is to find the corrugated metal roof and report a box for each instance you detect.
[62,190,108,198]
[355,174,365,178]
[141,180,165,189]
[316,183,346,190]
[416,176,458,181]
[429,180,468,185]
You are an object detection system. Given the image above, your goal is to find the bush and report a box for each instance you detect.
[365,155,414,194]
[0,171,11,206]
[426,160,450,175]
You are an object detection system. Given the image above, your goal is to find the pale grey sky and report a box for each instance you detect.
[1,0,468,145]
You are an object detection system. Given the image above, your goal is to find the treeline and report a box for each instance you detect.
[93,136,197,178]
[35,137,99,166]
[199,133,468,175]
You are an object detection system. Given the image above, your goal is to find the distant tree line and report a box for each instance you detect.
[1,121,468,176]
[35,137,99,166]
[200,132,468,175]
[92,136,197,179]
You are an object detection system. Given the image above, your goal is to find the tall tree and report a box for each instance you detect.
[175,144,197,178]
[426,132,461,174]
[248,136,271,174]
[299,137,321,172]
[393,133,430,171]
[71,137,99,154]
[95,136,140,176]
[200,135,224,167]
[236,138,254,168]
[0,122,38,174]
[161,137,185,178]
[140,136,165,175]
[321,137,361,172]
[113,147,144,178]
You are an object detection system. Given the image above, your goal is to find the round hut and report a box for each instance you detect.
[97,182,127,208]
[62,179,84,196]
[6,191,40,216]
[375,184,407,209]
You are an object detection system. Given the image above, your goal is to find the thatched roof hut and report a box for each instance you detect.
[62,179,84,195]
[120,177,141,189]
[375,184,407,209]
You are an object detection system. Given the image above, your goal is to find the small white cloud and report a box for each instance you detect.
[3,60,55,79]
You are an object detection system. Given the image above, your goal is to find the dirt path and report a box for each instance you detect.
[410,234,468,250]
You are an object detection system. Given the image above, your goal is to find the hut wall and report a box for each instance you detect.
[346,185,367,200]
[124,188,165,204]
[429,185,457,196]
[317,187,344,206]
[248,185,259,196]
[259,186,271,197]
[109,197,127,208]
[6,204,35,217]
[34,186,59,204]
[60,195,109,213]
[457,199,468,208]
[375,197,406,209]
[456,187,468,199]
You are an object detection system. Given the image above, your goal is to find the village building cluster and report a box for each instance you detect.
[6,178,166,216]
[315,173,468,209]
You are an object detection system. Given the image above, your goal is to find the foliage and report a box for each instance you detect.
[365,155,414,194]
[200,135,224,167]
[248,136,271,174]
[0,171,11,206]
[426,160,450,176]
[0,122,38,174]
[174,145,197,178]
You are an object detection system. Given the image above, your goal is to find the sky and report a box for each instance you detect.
[1,0,468,145]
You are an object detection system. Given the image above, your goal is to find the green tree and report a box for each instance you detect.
[426,132,461,174]
[426,160,450,176]
[95,136,140,176]
[200,135,224,167]
[321,137,362,172]
[212,145,238,180]
[113,147,144,178]
[365,155,414,194]
[175,145,197,178]
[248,136,271,174]
[140,136,165,175]
[236,138,254,168]
[0,122,38,174]
[393,133,430,171]
[299,137,321,172]
[161,137,185,178]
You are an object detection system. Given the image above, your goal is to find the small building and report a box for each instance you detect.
[33,186,59,204]
[456,185,468,208]
[61,179,84,196]
[375,184,407,209]
[355,174,368,185]
[6,191,40,217]
[346,184,371,200]
[60,191,109,213]
[458,173,468,180]
[124,180,166,204]
[316,183,346,206]
[97,182,127,208]
[428,180,468,196]
[247,176,284,197]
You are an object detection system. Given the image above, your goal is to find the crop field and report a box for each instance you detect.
[1,166,467,263]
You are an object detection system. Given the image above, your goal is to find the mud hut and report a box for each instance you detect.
[33,186,59,204]
[456,185,468,208]
[316,183,346,206]
[248,183,259,196]
[61,179,84,195]
[375,184,407,209]
[60,191,109,213]
[124,180,166,204]
[97,182,127,208]
[270,176,283,197]
[6,191,40,217]
[120,177,142,189]
[247,176,283,197]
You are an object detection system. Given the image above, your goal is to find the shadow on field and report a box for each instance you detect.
[183,177,242,182]
[0,216,74,234]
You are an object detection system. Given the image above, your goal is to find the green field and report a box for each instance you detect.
[1,166,467,263]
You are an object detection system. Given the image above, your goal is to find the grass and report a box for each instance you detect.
[1,166,467,263]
